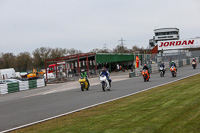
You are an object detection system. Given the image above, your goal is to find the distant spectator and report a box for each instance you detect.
[117,64,119,72]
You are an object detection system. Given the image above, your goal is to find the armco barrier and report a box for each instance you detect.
[0,79,45,95]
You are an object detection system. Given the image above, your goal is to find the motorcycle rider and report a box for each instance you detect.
[143,64,150,78]
[191,58,197,63]
[80,69,90,86]
[171,61,176,67]
[171,61,177,71]
[99,67,112,85]
[160,61,165,75]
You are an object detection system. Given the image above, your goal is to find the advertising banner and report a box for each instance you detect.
[158,38,200,51]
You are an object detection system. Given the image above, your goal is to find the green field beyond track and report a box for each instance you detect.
[12,74,200,133]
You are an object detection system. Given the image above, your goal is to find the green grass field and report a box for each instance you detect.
[11,74,200,133]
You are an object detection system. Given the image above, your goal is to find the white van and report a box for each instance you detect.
[0,68,16,79]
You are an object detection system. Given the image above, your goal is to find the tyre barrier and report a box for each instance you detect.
[29,80,37,89]
[0,79,45,95]
[0,84,8,94]
[19,81,29,91]
[7,82,19,93]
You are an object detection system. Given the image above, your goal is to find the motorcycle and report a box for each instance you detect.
[192,62,196,69]
[159,67,165,77]
[100,75,111,91]
[170,66,177,77]
[79,77,89,91]
[142,69,149,82]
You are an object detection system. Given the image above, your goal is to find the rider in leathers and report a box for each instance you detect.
[99,67,112,84]
[160,62,165,75]
[143,64,150,78]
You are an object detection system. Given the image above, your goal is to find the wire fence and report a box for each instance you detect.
[142,50,200,65]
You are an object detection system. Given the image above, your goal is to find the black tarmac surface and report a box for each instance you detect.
[0,64,199,132]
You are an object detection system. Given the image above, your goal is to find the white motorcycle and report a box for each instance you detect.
[100,75,111,91]
[159,67,165,77]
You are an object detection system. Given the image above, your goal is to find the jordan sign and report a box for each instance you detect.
[158,39,200,51]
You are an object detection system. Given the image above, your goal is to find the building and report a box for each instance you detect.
[149,28,179,49]
[45,53,146,81]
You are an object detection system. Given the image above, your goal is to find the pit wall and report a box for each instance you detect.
[0,79,45,95]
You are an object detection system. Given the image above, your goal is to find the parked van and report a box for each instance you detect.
[0,68,16,79]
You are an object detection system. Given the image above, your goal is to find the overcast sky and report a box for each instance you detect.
[0,0,200,55]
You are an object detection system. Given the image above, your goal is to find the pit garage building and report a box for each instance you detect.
[45,53,145,80]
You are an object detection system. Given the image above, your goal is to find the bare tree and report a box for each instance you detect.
[67,48,82,55]
[50,48,67,58]
[113,45,130,53]
[0,53,16,69]
[90,48,111,53]
[16,52,33,71]
[32,47,52,69]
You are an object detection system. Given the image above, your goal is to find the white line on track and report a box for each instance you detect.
[42,90,57,95]
[1,72,200,133]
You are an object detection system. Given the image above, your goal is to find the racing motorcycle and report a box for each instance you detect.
[79,77,89,91]
[170,66,177,77]
[159,67,165,77]
[142,69,149,82]
[192,62,196,69]
[100,75,111,91]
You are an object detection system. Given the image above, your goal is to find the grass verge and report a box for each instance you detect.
[11,74,200,133]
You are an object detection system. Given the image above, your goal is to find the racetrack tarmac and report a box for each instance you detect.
[0,64,199,132]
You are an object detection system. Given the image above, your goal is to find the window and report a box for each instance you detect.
[155,31,178,36]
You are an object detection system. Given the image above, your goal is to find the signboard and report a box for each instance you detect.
[158,38,200,51]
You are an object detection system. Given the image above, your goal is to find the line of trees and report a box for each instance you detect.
[0,45,148,72]
[91,44,149,54]
[0,47,82,72]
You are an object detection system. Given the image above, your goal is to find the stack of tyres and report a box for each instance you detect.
[29,80,37,89]
[36,79,45,87]
[19,81,29,91]
[0,84,8,94]
[7,82,19,93]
